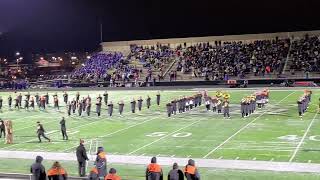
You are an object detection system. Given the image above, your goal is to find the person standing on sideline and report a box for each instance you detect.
[0,96,3,111]
[146,157,163,180]
[4,120,13,144]
[30,156,46,180]
[37,121,51,143]
[76,139,89,177]
[168,163,184,180]
[95,147,107,179]
[60,117,68,140]
[0,119,5,138]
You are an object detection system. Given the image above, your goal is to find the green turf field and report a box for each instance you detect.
[0,88,319,179]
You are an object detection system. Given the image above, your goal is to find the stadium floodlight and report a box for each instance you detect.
[81,63,85,67]
[72,62,75,65]
[3,59,6,62]
[71,56,77,60]
[40,57,44,60]
[19,57,23,60]
[87,56,91,59]
[15,52,20,56]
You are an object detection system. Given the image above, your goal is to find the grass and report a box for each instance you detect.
[0,88,319,179]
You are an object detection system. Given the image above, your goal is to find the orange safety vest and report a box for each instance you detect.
[104,173,121,180]
[184,165,196,175]
[147,163,162,173]
[90,167,98,174]
[98,152,107,159]
[47,167,67,176]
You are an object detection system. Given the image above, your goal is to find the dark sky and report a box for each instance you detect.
[0,0,319,60]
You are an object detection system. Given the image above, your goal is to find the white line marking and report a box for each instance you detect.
[170,155,175,157]
[127,120,200,155]
[270,158,274,161]
[308,160,312,163]
[86,139,93,172]
[156,154,161,157]
[187,155,191,158]
[203,92,294,158]
[289,110,319,162]
[252,157,256,160]
[218,156,223,159]
[235,157,240,160]
[140,153,145,156]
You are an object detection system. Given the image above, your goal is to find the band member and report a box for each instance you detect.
[24,98,29,110]
[0,96,3,110]
[63,92,68,105]
[67,102,72,116]
[189,98,194,110]
[185,98,190,111]
[205,97,211,111]
[8,95,12,109]
[78,100,83,116]
[96,96,102,117]
[131,98,136,113]
[36,121,51,143]
[146,96,151,109]
[241,98,246,118]
[54,96,59,110]
[30,97,35,110]
[217,99,222,113]
[40,96,46,110]
[298,99,303,118]
[71,99,77,114]
[138,97,143,111]
[108,101,113,117]
[76,92,80,102]
[60,117,68,140]
[14,96,20,109]
[45,93,49,105]
[171,100,177,115]
[86,98,91,116]
[18,93,22,107]
[103,91,108,106]
[167,102,172,117]
[35,93,40,108]
[118,100,124,115]
[223,100,230,118]
[25,92,30,101]
[156,91,161,106]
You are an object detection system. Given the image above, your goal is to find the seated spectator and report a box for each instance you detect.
[104,168,121,180]
[168,162,184,180]
[47,161,67,180]
[30,156,46,180]
[88,167,99,180]
[146,157,163,180]
[184,159,200,180]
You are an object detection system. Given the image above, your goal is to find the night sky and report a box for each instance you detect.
[0,0,319,61]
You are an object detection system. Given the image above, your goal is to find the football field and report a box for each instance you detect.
[0,88,319,179]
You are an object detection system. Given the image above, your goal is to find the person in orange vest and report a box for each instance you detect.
[146,157,163,180]
[104,168,121,180]
[88,167,99,180]
[47,161,67,180]
[184,159,200,180]
[95,147,107,179]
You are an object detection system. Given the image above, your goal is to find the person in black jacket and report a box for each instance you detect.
[30,156,46,180]
[60,117,68,140]
[37,122,51,143]
[168,163,184,180]
[0,119,5,138]
[76,139,89,177]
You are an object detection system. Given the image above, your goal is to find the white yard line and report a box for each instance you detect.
[127,120,201,155]
[203,91,295,158]
[289,110,319,162]
[63,117,159,152]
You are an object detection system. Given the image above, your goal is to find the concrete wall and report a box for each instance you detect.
[101,30,320,55]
